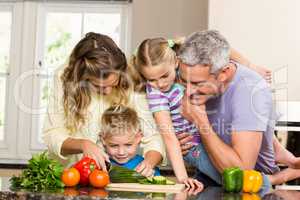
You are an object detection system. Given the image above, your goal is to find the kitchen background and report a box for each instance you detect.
[0,0,298,165]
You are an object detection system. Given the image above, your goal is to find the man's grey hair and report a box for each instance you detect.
[178,30,230,73]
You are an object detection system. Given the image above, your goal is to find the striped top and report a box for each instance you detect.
[146,83,200,145]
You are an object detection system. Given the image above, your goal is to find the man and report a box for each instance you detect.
[177,30,300,187]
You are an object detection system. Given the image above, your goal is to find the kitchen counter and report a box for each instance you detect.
[0,176,299,200]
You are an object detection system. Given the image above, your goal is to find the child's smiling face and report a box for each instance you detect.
[141,59,178,92]
[102,132,142,164]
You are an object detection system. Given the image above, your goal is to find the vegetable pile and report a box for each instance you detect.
[10,151,64,191]
[223,167,263,193]
[73,156,99,186]
[10,154,174,192]
[63,156,109,188]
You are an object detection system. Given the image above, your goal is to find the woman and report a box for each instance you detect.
[43,32,165,177]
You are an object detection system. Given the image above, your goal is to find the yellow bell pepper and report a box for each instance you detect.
[243,170,263,193]
[242,193,261,200]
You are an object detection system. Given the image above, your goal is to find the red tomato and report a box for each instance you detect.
[89,169,110,188]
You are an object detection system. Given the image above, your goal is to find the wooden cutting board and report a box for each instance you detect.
[106,183,185,193]
[275,185,300,190]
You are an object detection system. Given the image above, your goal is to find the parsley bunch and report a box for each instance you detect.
[10,151,65,191]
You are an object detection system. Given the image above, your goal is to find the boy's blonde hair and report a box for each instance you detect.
[100,105,141,138]
[129,37,184,93]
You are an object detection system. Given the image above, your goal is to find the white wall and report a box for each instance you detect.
[131,0,208,51]
[208,0,299,101]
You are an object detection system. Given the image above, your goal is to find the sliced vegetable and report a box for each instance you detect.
[109,165,174,185]
[138,176,175,185]
[153,176,167,185]
[166,179,175,185]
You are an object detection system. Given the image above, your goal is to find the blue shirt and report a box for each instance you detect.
[110,155,161,176]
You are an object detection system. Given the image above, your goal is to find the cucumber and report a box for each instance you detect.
[109,165,176,185]
[153,176,167,184]
[138,179,153,184]
[147,177,154,182]
[109,165,145,183]
[166,179,175,185]
[139,176,175,185]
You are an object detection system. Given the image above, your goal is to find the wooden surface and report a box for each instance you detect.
[106,183,185,193]
[275,185,300,190]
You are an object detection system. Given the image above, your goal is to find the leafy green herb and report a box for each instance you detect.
[10,151,65,192]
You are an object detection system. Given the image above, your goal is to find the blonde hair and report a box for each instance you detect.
[61,32,130,133]
[128,37,184,92]
[100,105,141,138]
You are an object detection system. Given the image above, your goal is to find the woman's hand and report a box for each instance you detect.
[135,160,155,177]
[80,139,110,172]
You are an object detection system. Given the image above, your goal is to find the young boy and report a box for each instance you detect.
[99,105,160,177]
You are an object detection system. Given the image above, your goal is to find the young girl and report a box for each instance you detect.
[129,37,300,187]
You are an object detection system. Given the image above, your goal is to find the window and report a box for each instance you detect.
[0,11,11,141]
[31,2,131,150]
[0,1,131,162]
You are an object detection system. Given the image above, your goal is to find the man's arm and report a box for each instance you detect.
[180,95,263,172]
[193,113,262,172]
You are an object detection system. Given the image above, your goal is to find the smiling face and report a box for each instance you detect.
[141,60,178,92]
[178,62,222,105]
[102,131,142,164]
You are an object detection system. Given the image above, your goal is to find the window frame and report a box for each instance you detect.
[30,1,132,151]
[0,2,23,162]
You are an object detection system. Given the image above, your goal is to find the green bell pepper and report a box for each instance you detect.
[223,167,243,193]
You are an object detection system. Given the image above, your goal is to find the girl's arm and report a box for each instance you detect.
[153,110,203,189]
[230,48,272,83]
[153,111,188,182]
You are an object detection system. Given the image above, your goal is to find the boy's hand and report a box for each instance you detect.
[135,160,155,177]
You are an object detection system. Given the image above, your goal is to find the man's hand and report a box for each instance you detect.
[177,132,194,155]
[181,94,207,123]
